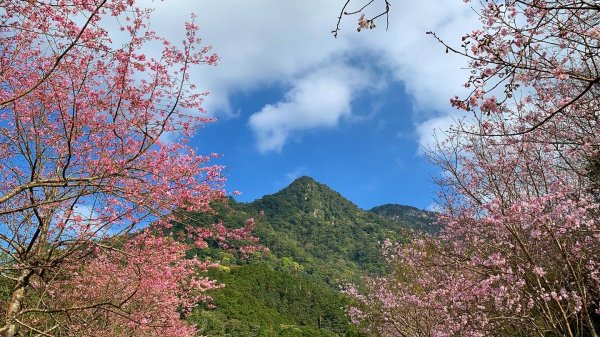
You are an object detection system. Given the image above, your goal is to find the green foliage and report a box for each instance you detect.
[247,176,421,282]
[193,263,356,336]
[183,176,432,337]
[370,204,438,233]
[0,253,14,323]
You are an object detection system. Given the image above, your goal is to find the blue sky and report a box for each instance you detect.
[144,0,479,210]
[194,81,437,210]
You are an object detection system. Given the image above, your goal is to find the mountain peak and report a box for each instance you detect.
[252,176,360,221]
[280,176,332,195]
[286,175,319,190]
[290,175,317,184]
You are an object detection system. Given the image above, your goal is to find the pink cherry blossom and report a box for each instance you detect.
[0,1,258,336]
[348,1,600,336]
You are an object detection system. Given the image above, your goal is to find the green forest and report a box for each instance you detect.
[176,176,435,336]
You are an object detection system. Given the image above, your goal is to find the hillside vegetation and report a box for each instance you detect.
[180,176,434,336]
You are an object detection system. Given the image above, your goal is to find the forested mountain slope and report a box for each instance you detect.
[183,176,435,336]
[369,203,438,233]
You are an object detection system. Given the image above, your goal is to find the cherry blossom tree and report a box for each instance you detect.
[348,1,600,336]
[0,1,251,336]
[45,233,222,337]
[332,0,390,37]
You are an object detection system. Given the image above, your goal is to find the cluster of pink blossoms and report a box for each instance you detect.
[0,0,259,336]
[348,1,600,336]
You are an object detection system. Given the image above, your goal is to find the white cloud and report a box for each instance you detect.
[136,0,480,150]
[416,114,458,153]
[144,0,349,115]
[248,65,370,152]
[364,0,478,113]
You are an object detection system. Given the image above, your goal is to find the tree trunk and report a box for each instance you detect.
[4,269,31,337]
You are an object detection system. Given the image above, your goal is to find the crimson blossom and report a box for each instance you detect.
[347,1,600,336]
[0,1,251,336]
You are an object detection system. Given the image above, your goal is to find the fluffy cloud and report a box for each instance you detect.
[361,0,479,112]
[141,0,479,151]
[416,114,460,152]
[248,65,371,152]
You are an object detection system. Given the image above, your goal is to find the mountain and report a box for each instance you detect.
[369,203,438,233]
[252,176,363,223]
[182,176,435,337]
[248,176,411,279]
